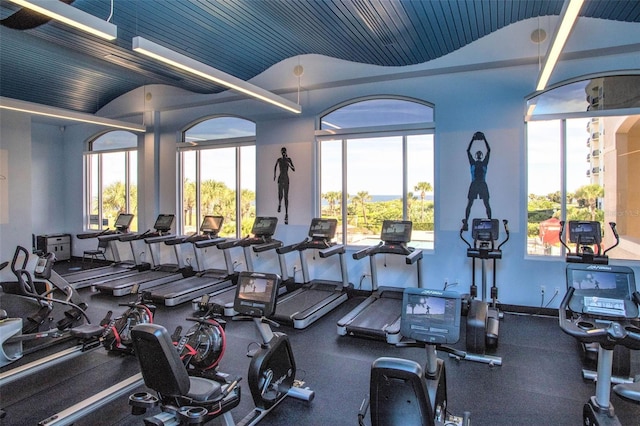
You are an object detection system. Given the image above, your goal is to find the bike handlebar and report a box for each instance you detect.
[558,287,640,350]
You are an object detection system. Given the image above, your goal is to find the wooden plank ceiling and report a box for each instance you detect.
[0,0,638,113]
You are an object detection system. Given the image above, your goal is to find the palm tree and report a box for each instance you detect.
[407,191,417,221]
[352,191,372,225]
[102,181,127,226]
[574,184,604,221]
[201,180,228,215]
[182,179,196,227]
[322,191,341,216]
[413,181,433,222]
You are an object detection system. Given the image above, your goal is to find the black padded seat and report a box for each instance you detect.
[187,376,222,401]
[369,357,433,426]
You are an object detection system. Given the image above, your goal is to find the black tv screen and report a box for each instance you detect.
[200,215,223,234]
[400,288,461,344]
[565,264,638,318]
[251,217,278,237]
[114,213,134,229]
[233,272,279,318]
[153,214,175,232]
[472,218,498,241]
[568,221,601,245]
[308,218,337,239]
[380,220,412,243]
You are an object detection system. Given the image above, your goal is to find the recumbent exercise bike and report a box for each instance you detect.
[359,287,471,426]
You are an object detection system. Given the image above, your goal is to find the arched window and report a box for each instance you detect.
[526,74,640,260]
[179,116,256,237]
[317,97,435,248]
[85,130,138,231]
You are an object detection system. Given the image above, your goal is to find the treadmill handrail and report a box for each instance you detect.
[102,232,133,242]
[163,234,192,246]
[117,229,154,242]
[405,248,423,264]
[253,239,282,253]
[193,237,227,249]
[216,238,242,250]
[352,242,382,260]
[144,234,176,245]
[276,238,311,255]
[318,243,345,258]
[76,229,115,239]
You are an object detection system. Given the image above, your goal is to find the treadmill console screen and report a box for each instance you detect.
[565,264,638,319]
[114,213,134,231]
[251,217,278,237]
[472,219,499,242]
[233,272,280,318]
[380,220,412,244]
[308,218,337,239]
[200,215,223,234]
[400,288,461,344]
[153,214,175,232]
[568,221,601,245]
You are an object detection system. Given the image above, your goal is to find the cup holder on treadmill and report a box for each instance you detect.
[577,321,595,329]
[624,325,640,334]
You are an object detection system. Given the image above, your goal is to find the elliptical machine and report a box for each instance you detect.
[358,287,470,426]
[458,218,509,365]
[559,263,640,425]
[233,271,314,425]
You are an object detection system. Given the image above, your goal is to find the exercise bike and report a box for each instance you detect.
[358,287,471,426]
[457,218,509,366]
[233,271,314,426]
[98,286,156,355]
[127,307,240,425]
[558,220,635,383]
[558,263,640,425]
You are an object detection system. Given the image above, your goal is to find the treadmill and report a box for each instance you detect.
[192,216,283,316]
[145,216,237,307]
[337,220,423,343]
[63,213,139,287]
[94,215,186,296]
[272,218,351,329]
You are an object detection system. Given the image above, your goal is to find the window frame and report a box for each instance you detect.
[178,116,256,238]
[315,96,435,248]
[84,131,138,231]
[525,73,640,261]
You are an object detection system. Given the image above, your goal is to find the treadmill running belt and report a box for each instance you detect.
[346,297,402,336]
[275,287,339,319]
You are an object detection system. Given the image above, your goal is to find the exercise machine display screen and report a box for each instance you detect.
[471,219,499,242]
[251,217,278,237]
[380,220,412,244]
[114,213,134,230]
[565,264,638,318]
[308,218,337,239]
[400,288,461,344]
[153,214,175,232]
[234,272,280,317]
[200,215,223,234]
[568,221,602,245]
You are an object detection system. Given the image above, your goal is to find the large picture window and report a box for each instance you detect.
[317,98,435,248]
[526,75,640,261]
[179,116,256,238]
[85,131,138,231]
